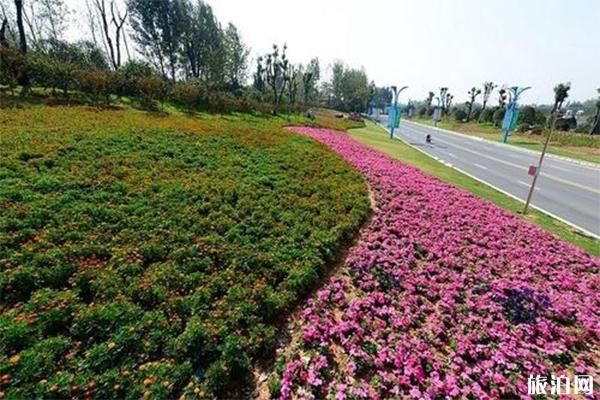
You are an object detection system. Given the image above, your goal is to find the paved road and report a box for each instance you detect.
[379,116,600,238]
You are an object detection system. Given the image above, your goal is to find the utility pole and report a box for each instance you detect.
[523,112,557,214]
[389,85,408,139]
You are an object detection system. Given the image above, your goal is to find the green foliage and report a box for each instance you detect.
[0,46,26,91]
[0,106,370,398]
[331,61,371,112]
[517,105,546,126]
[493,107,505,127]
[453,107,468,122]
[74,68,117,104]
[479,107,495,123]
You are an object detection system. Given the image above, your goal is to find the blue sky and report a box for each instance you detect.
[64,0,599,104]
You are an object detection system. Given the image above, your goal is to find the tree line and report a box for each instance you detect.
[412,82,599,135]
[0,0,377,115]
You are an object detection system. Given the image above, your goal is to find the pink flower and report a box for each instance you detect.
[275,126,600,399]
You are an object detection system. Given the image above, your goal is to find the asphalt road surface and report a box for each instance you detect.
[378,116,600,238]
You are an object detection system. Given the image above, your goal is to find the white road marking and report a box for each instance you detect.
[549,165,568,172]
[473,163,488,170]
[518,180,539,190]
[447,152,457,158]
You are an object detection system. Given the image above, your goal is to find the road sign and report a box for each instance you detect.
[528,165,537,176]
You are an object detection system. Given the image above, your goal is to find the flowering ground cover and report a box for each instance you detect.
[272,127,599,399]
[0,106,370,398]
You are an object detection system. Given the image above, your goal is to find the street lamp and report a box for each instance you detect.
[502,86,531,143]
[389,85,408,139]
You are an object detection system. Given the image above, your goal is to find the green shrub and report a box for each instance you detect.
[28,55,75,95]
[453,108,468,122]
[0,108,370,398]
[75,69,117,104]
[479,107,495,123]
[135,75,166,108]
[0,46,26,93]
[493,107,506,127]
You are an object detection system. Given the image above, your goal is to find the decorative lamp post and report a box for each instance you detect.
[389,85,408,139]
[501,86,531,143]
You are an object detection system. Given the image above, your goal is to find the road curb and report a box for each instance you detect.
[374,121,600,240]
[406,120,600,169]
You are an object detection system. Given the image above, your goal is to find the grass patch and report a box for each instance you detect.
[413,117,599,164]
[347,121,599,256]
[0,105,370,398]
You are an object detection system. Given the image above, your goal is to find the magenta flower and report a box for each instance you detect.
[276,127,600,399]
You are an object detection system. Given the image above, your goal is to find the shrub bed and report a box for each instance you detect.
[0,107,370,398]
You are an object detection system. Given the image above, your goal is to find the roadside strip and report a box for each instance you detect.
[376,122,600,239]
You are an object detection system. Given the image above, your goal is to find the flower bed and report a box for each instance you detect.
[274,127,599,399]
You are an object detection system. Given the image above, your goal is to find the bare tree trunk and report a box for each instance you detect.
[110,2,127,68]
[14,0,29,89]
[0,18,7,45]
[14,0,27,54]
[94,0,117,69]
[478,100,488,122]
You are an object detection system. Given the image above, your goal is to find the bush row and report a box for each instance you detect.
[0,48,303,114]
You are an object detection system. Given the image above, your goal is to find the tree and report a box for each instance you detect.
[180,0,224,83]
[478,81,495,122]
[21,0,69,46]
[223,23,248,90]
[551,82,570,113]
[14,0,25,53]
[493,107,505,127]
[301,57,319,105]
[370,86,392,110]
[425,91,434,113]
[90,0,128,70]
[128,0,183,80]
[1,1,16,45]
[331,60,345,109]
[591,88,600,135]
[0,17,7,45]
[465,86,481,122]
[263,44,289,114]
[286,64,300,104]
[498,87,508,109]
[438,87,453,115]
[341,69,370,112]
[329,62,370,112]
[253,55,265,92]
[439,87,447,115]
[13,0,29,87]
